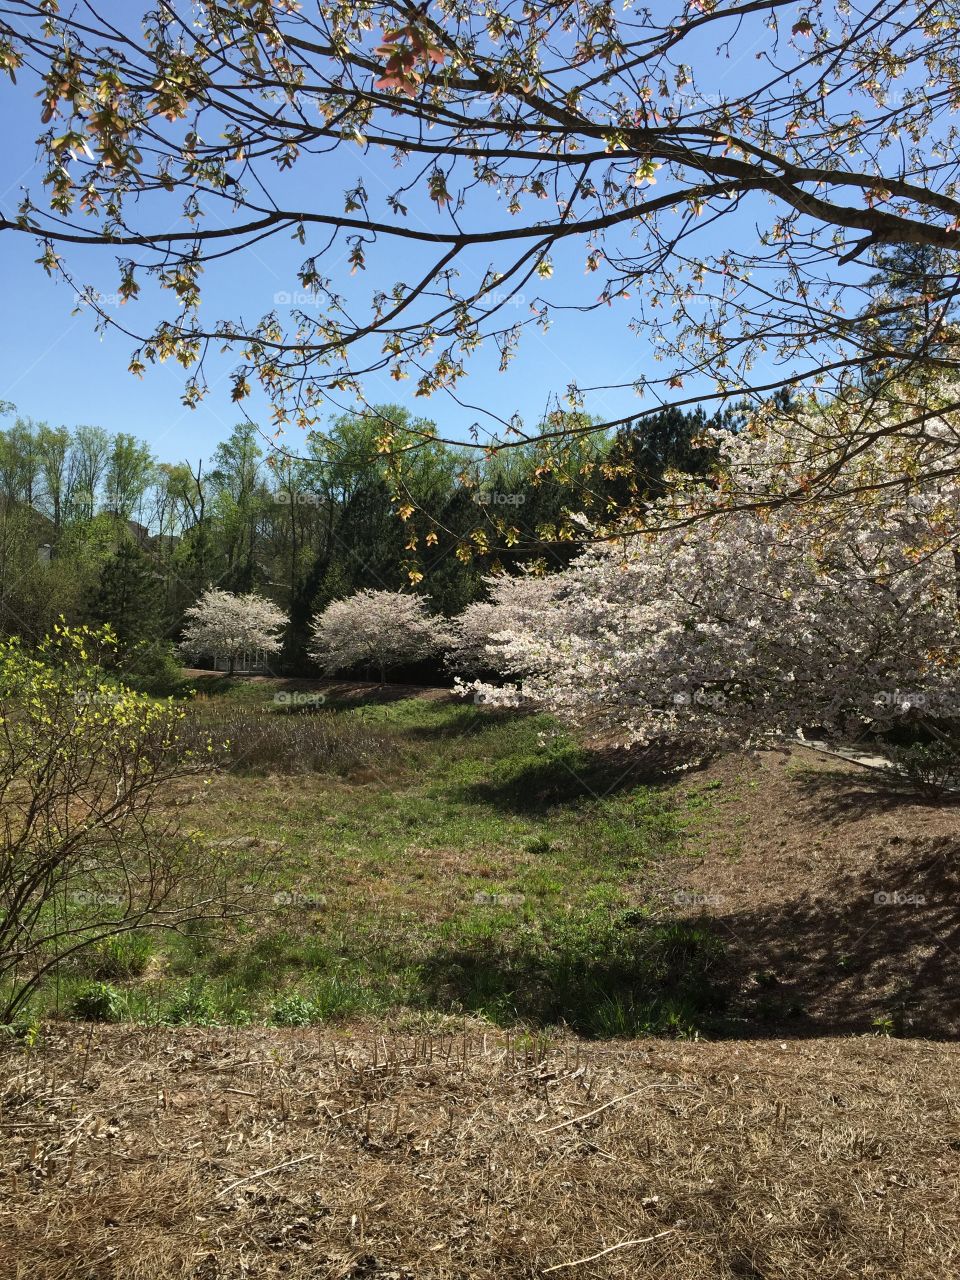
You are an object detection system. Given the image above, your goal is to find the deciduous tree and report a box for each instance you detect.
[465,387,960,752]
[180,587,287,675]
[3,0,960,505]
[310,589,448,682]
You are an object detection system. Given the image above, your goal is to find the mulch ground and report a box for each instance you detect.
[2,1021,958,1280]
[667,747,960,1037]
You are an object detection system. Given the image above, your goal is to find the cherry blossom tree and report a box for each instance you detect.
[464,387,960,752]
[180,588,287,676]
[309,589,448,683]
[445,571,562,677]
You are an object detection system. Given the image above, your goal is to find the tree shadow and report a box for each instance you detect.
[399,703,524,738]
[179,673,238,697]
[181,671,455,708]
[789,763,951,820]
[406,852,960,1039]
[413,913,730,1038]
[702,834,960,1038]
[458,742,705,815]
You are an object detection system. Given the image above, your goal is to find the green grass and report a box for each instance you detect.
[20,684,727,1037]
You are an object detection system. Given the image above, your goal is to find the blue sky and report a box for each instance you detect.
[0,3,834,467]
[0,104,675,466]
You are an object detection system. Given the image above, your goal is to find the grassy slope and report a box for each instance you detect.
[23,678,960,1041]
[40,684,722,1036]
[7,682,960,1277]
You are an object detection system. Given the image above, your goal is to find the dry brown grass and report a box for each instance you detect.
[669,748,960,1035]
[2,1021,958,1279]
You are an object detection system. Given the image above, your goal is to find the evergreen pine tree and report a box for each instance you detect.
[89,538,164,650]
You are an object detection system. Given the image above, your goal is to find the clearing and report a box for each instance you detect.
[2,679,959,1278]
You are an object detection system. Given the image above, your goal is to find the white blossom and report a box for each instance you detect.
[467,390,960,753]
[180,588,287,674]
[445,571,562,677]
[309,589,448,681]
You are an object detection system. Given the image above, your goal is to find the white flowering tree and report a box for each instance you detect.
[445,571,563,678]
[180,588,287,676]
[309,590,448,683]
[464,388,960,753]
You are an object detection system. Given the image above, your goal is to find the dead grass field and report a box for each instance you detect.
[2,1021,958,1280]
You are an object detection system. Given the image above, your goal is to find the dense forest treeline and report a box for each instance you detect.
[0,401,724,680]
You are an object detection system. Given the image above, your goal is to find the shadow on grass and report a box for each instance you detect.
[180,671,454,708]
[458,741,701,814]
[414,839,960,1039]
[179,673,239,697]
[416,912,730,1038]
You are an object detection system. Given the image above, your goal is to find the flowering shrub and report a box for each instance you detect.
[180,588,287,675]
[445,571,561,677]
[0,626,222,1022]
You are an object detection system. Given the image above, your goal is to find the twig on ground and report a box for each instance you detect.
[539,1084,685,1134]
[542,1230,677,1272]
[216,1153,321,1197]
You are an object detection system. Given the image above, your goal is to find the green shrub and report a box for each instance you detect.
[119,640,185,695]
[885,736,960,800]
[270,992,316,1026]
[165,977,218,1025]
[72,982,124,1022]
[0,625,214,1025]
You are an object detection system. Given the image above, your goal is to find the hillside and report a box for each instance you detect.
[3,685,960,1278]
[668,747,960,1037]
